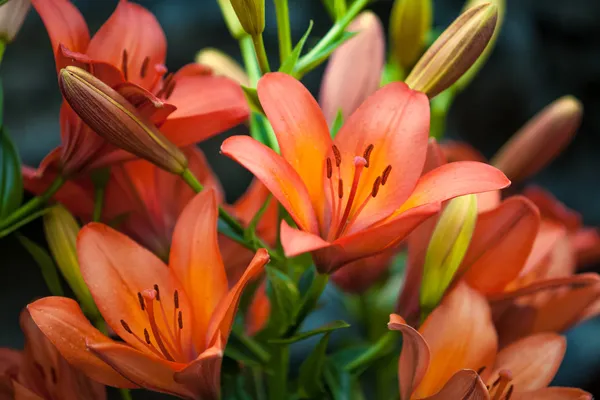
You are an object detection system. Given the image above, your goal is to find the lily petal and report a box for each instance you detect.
[87,342,191,398]
[170,190,228,352]
[221,135,319,233]
[31,0,90,71]
[160,75,249,145]
[440,141,487,163]
[207,249,270,348]
[422,138,447,174]
[77,223,193,357]
[460,196,540,294]
[421,370,490,400]
[511,387,592,400]
[27,297,136,388]
[523,186,582,230]
[257,72,331,227]
[114,82,177,126]
[334,82,430,233]
[86,0,166,89]
[414,283,497,398]
[395,161,510,215]
[13,380,44,400]
[173,344,224,400]
[388,314,431,400]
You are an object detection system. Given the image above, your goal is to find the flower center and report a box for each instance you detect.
[120,284,186,362]
[325,144,392,240]
[487,369,514,400]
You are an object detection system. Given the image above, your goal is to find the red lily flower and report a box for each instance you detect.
[28,189,270,399]
[221,72,509,273]
[388,283,592,399]
[25,0,248,178]
[0,310,105,400]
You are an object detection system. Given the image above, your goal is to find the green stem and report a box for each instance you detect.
[119,388,133,400]
[232,330,270,364]
[0,175,65,232]
[92,187,104,222]
[240,35,261,86]
[273,0,292,63]
[345,331,397,373]
[252,34,271,74]
[285,273,329,337]
[294,0,371,77]
[0,40,6,66]
[267,344,289,400]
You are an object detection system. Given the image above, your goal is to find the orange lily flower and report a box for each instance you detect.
[24,0,248,179]
[221,72,509,273]
[388,283,591,399]
[0,310,105,400]
[28,189,270,399]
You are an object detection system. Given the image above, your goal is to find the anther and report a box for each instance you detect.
[121,49,129,81]
[156,73,174,98]
[165,81,177,100]
[371,176,382,197]
[144,328,151,344]
[476,366,486,375]
[178,311,183,329]
[338,179,343,199]
[382,165,392,185]
[332,145,342,167]
[174,290,179,309]
[363,144,374,168]
[137,292,145,311]
[50,367,57,384]
[154,284,160,301]
[326,158,333,179]
[140,56,150,78]
[505,385,514,399]
[34,362,45,380]
[120,319,132,334]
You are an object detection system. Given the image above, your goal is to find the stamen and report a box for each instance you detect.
[371,176,382,197]
[476,366,486,375]
[174,290,179,309]
[120,319,164,358]
[137,292,145,311]
[326,158,333,179]
[382,165,392,185]
[363,144,374,168]
[178,311,183,329]
[505,385,514,400]
[140,56,150,78]
[338,179,343,199]
[334,157,367,238]
[340,176,381,236]
[489,370,513,400]
[332,145,342,167]
[121,49,129,81]
[50,367,57,385]
[120,319,132,334]
[156,73,174,98]
[142,290,176,361]
[144,328,151,344]
[154,284,161,301]
[165,81,177,100]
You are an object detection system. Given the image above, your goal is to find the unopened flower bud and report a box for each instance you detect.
[195,48,250,87]
[491,96,583,183]
[43,205,97,316]
[59,66,187,175]
[405,2,498,98]
[389,0,432,70]
[420,195,477,318]
[217,0,246,39]
[229,0,265,36]
[0,0,31,43]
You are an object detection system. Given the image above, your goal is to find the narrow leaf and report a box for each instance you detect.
[269,320,349,344]
[279,21,314,74]
[241,86,265,115]
[0,128,23,219]
[17,234,64,296]
[298,332,332,398]
[266,266,301,334]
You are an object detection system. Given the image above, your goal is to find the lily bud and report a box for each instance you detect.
[389,0,432,70]
[405,2,498,98]
[491,96,583,183]
[43,205,97,316]
[217,0,246,39]
[195,48,250,87]
[59,66,187,175]
[454,0,506,90]
[229,0,265,36]
[0,0,31,43]
[420,195,477,318]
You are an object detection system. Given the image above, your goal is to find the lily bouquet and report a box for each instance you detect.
[0,0,597,399]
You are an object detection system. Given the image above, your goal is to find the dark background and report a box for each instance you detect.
[2,0,600,397]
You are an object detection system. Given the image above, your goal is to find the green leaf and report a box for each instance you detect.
[330,110,344,138]
[0,128,22,220]
[0,76,3,126]
[295,31,357,76]
[241,86,265,115]
[324,360,362,400]
[269,320,349,344]
[17,234,64,296]
[298,332,332,398]
[243,195,272,244]
[279,21,314,74]
[265,266,300,335]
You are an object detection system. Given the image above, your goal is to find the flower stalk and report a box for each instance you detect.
[274,0,292,63]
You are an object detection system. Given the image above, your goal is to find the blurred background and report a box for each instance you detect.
[2,0,600,397]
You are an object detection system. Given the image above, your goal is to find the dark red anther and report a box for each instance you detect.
[153,284,160,301]
[174,290,179,309]
[165,81,177,99]
[382,165,392,185]
[120,319,132,334]
[363,144,374,168]
[144,328,151,344]
[338,179,343,199]
[140,56,150,78]
[326,158,333,179]
[50,367,57,384]
[505,385,514,399]
[332,145,342,167]
[121,49,129,81]
[137,292,145,311]
[178,311,183,329]
[371,176,382,197]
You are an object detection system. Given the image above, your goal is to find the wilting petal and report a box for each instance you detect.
[221,136,319,233]
[511,387,592,400]
[421,370,490,400]
[206,249,270,348]
[388,314,430,400]
[77,224,193,357]
[461,196,540,294]
[86,0,166,89]
[160,75,249,145]
[88,342,191,398]
[257,73,331,226]
[320,12,385,125]
[395,161,510,215]
[31,0,90,71]
[173,345,223,400]
[27,297,136,388]
[413,283,497,398]
[334,82,430,233]
[489,333,565,391]
[523,186,582,230]
[170,190,228,352]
